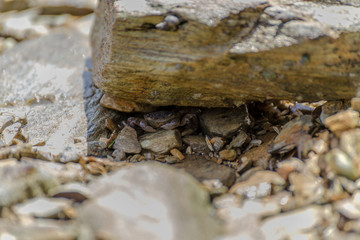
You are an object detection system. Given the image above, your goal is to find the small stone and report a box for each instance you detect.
[340,129,360,162]
[213,194,242,209]
[276,158,305,180]
[325,148,360,180]
[229,171,286,199]
[100,94,156,112]
[114,126,141,154]
[324,109,359,137]
[351,98,360,112]
[219,149,237,161]
[183,135,208,153]
[260,206,325,239]
[87,141,108,157]
[49,182,92,203]
[228,130,248,149]
[1,122,21,146]
[201,179,228,196]
[210,137,225,152]
[172,155,236,187]
[170,148,184,161]
[320,100,349,124]
[199,106,251,138]
[335,199,360,220]
[0,113,14,133]
[13,197,72,218]
[205,135,214,151]
[165,155,179,164]
[268,115,313,154]
[288,172,324,205]
[140,129,182,154]
[112,149,126,161]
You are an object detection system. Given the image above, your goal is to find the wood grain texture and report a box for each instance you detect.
[91,0,360,108]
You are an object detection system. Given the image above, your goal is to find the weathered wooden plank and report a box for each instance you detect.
[91,0,360,108]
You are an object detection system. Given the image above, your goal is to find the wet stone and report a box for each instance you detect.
[113,125,141,154]
[172,155,236,187]
[139,129,182,154]
[268,115,313,154]
[199,106,251,138]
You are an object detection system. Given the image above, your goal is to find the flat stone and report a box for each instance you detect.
[183,135,208,153]
[199,106,251,138]
[78,162,221,240]
[114,126,141,154]
[172,155,236,187]
[139,129,182,154]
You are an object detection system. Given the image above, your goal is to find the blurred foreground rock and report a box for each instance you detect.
[79,162,221,240]
[92,0,360,109]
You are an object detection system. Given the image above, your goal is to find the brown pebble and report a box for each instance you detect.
[219,149,237,161]
[170,148,184,161]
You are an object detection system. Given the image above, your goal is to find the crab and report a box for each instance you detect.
[127,108,200,134]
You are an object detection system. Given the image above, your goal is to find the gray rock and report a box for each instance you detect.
[183,135,209,153]
[140,130,182,154]
[172,155,236,187]
[78,162,221,240]
[113,125,141,154]
[199,106,251,138]
[112,149,126,161]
